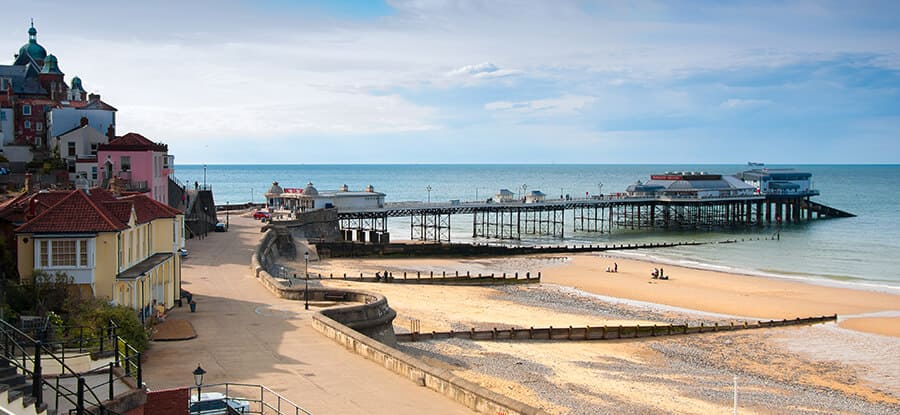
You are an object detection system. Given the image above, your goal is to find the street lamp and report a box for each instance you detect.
[225,201,229,230]
[304,251,310,310]
[192,364,206,413]
[521,184,528,200]
[426,185,432,203]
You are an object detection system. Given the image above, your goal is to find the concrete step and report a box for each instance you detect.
[0,371,27,386]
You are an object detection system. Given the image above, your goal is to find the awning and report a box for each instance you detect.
[116,253,173,280]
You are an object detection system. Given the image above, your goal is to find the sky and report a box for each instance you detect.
[2,0,899,164]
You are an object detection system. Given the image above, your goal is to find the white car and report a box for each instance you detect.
[189,392,249,414]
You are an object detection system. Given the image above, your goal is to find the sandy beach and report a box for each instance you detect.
[284,250,900,414]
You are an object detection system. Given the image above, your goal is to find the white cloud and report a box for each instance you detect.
[447,62,521,80]
[720,99,773,109]
[485,95,596,116]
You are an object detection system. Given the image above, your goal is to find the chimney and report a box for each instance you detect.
[24,172,32,192]
[80,116,89,127]
[88,93,100,101]
[106,124,115,141]
[27,198,37,219]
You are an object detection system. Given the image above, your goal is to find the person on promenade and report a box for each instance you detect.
[614,263,618,272]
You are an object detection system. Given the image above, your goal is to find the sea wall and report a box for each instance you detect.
[312,313,550,415]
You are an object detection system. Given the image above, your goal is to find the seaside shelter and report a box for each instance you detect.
[525,190,546,203]
[15,186,185,323]
[494,189,515,203]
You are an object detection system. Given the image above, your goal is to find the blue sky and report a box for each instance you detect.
[2,1,899,164]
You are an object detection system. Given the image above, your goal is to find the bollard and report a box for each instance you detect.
[417,271,421,279]
[456,271,459,277]
[503,273,506,279]
[430,271,434,278]
[443,271,446,277]
[404,272,407,279]
[526,272,530,278]
[568,326,573,340]
[467,271,470,277]
[515,272,518,278]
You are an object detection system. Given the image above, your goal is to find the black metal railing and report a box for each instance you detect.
[0,319,135,415]
[187,382,313,415]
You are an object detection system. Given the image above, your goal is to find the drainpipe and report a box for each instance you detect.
[140,275,145,325]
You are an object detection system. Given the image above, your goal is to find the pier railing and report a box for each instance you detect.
[395,315,838,342]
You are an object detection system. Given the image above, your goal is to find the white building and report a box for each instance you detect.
[48,97,116,139]
[626,172,757,199]
[54,124,107,184]
[525,190,546,203]
[494,189,515,203]
[735,169,815,196]
[277,182,385,212]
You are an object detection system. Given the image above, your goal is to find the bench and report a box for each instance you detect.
[324,292,348,301]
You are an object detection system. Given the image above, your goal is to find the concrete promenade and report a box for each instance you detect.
[141,215,472,414]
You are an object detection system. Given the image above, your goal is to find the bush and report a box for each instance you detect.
[67,299,149,352]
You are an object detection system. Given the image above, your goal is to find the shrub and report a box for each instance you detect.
[68,299,149,352]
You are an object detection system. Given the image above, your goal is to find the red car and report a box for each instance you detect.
[253,210,272,220]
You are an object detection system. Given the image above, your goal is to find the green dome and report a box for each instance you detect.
[18,24,47,62]
[71,76,83,90]
[40,54,62,74]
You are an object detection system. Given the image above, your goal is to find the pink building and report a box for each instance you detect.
[97,133,172,204]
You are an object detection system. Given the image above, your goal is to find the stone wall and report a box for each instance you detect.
[313,313,550,415]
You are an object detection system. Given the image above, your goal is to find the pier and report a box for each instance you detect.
[335,194,851,242]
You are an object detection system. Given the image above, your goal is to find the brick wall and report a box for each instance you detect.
[145,387,189,415]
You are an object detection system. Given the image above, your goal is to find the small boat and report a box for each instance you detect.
[748,162,765,167]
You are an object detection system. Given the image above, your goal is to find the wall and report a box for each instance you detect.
[313,314,549,415]
[48,108,114,139]
[143,387,188,415]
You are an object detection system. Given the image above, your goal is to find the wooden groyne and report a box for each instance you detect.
[395,315,838,342]
[313,238,754,258]
[270,268,541,286]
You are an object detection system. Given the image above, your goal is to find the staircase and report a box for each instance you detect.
[0,356,46,415]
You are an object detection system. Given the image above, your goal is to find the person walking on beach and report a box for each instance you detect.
[614,262,618,273]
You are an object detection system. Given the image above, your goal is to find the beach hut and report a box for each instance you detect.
[525,190,546,203]
[494,189,515,203]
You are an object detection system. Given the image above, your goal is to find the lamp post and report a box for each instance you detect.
[250,187,254,205]
[521,184,528,201]
[426,185,432,203]
[192,364,205,414]
[304,251,310,310]
[225,201,229,230]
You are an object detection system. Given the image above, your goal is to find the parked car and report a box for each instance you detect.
[178,248,188,258]
[188,392,249,415]
[215,222,227,232]
[253,210,271,220]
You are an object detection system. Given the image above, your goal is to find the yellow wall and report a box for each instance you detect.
[92,232,120,299]
[16,234,34,283]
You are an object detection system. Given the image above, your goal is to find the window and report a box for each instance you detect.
[121,156,131,172]
[22,104,31,115]
[36,122,42,131]
[39,241,49,267]
[79,240,88,266]
[0,78,9,90]
[91,166,98,180]
[90,143,98,155]
[24,120,31,129]
[68,142,76,157]
[52,240,76,266]
[36,239,92,268]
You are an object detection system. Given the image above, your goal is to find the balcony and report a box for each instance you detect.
[125,180,149,192]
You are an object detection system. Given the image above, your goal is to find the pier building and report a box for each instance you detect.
[268,182,386,212]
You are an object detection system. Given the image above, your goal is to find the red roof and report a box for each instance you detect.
[14,188,183,234]
[99,132,167,152]
[15,190,128,233]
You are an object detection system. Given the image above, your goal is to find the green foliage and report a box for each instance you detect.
[67,299,149,352]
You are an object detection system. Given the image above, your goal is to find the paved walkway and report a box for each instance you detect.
[141,215,472,414]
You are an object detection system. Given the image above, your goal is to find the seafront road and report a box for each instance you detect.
[142,215,473,414]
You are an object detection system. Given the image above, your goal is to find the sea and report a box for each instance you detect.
[176,164,900,292]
